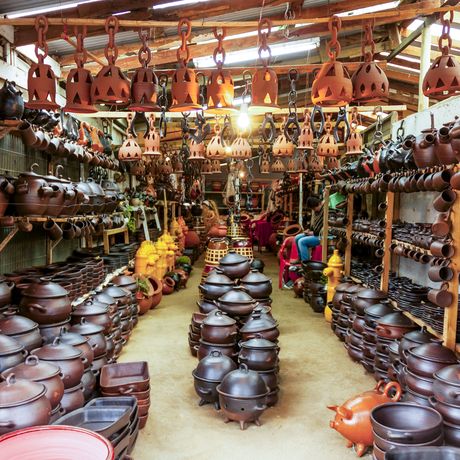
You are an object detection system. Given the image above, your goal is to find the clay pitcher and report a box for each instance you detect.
[449,117,460,159]
[432,212,451,238]
[436,125,457,165]
[405,128,438,169]
[328,381,402,457]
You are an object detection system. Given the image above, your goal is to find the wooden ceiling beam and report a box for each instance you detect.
[385,68,420,85]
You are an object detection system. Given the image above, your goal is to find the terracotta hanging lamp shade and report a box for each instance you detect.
[271,158,285,173]
[206,124,227,159]
[91,16,130,107]
[260,158,270,174]
[170,19,201,112]
[346,108,363,155]
[231,135,252,159]
[189,138,206,160]
[64,27,97,113]
[312,16,352,106]
[206,28,235,113]
[212,159,222,173]
[317,115,338,157]
[250,18,279,114]
[423,11,460,99]
[143,114,161,156]
[273,120,294,157]
[298,109,314,150]
[352,19,389,102]
[119,113,143,162]
[202,159,214,174]
[129,30,160,111]
[26,16,60,110]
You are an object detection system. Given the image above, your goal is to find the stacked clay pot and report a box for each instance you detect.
[188,312,205,356]
[302,261,327,313]
[404,339,458,407]
[331,282,354,333]
[334,284,363,342]
[431,364,460,446]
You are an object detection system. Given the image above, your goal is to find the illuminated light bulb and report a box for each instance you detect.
[237,102,250,131]
[225,145,232,156]
[239,170,245,178]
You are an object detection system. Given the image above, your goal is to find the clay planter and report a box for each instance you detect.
[147,276,162,309]
[192,350,237,409]
[162,277,175,295]
[405,340,458,379]
[196,340,238,361]
[58,330,94,370]
[239,269,273,299]
[32,337,85,389]
[0,313,42,352]
[200,310,238,344]
[60,383,85,414]
[216,364,269,430]
[2,355,64,409]
[0,374,52,434]
[0,334,27,373]
[218,251,251,280]
[328,381,402,457]
[18,279,71,325]
[136,293,153,315]
[238,336,279,371]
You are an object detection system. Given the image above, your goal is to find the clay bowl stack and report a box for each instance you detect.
[188,312,206,356]
[334,284,363,342]
[361,303,395,375]
[370,403,444,460]
[100,361,150,429]
[404,340,458,407]
[431,364,460,446]
[331,282,355,333]
[302,261,327,313]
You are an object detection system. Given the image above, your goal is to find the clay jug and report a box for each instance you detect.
[328,381,402,457]
[449,117,460,159]
[436,125,457,165]
[405,115,439,168]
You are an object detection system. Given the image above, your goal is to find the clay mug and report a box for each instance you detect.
[73,223,82,238]
[378,174,392,192]
[74,220,86,237]
[431,169,452,192]
[428,264,454,282]
[416,172,430,191]
[62,221,76,240]
[424,172,436,191]
[377,202,387,211]
[408,173,422,192]
[18,121,38,147]
[17,218,32,232]
[430,239,454,258]
[394,245,405,257]
[427,282,453,308]
[43,219,63,241]
[433,189,456,212]
[373,265,383,274]
[375,248,384,258]
[419,253,432,264]
[450,171,460,190]
[432,212,451,238]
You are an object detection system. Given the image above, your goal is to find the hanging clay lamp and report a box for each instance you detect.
[308,152,324,176]
[26,16,59,110]
[170,19,201,112]
[202,159,214,174]
[160,157,173,174]
[346,109,363,155]
[119,113,142,162]
[143,114,161,156]
[206,124,227,159]
[423,11,460,99]
[271,158,285,173]
[317,115,338,157]
[206,27,235,113]
[129,30,159,111]
[231,136,252,159]
[212,159,222,173]
[250,18,279,113]
[298,109,314,150]
[91,16,130,107]
[352,19,389,102]
[312,16,352,106]
[273,119,294,157]
[189,138,206,160]
[64,27,96,113]
[260,150,270,174]
[287,158,296,171]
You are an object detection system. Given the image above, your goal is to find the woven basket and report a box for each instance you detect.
[227,225,246,238]
[233,246,254,261]
[205,247,228,265]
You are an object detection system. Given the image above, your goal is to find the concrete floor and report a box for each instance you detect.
[121,253,375,460]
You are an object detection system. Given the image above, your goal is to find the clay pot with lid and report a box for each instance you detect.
[85,178,106,213]
[238,335,279,371]
[60,383,85,414]
[18,278,71,325]
[433,364,460,405]
[240,312,279,342]
[71,301,111,334]
[375,312,417,340]
[352,289,388,316]
[0,334,27,373]
[58,329,94,369]
[0,373,51,434]
[218,251,251,280]
[92,292,117,313]
[13,164,56,216]
[399,327,435,364]
[192,350,237,409]
[69,318,106,358]
[332,282,355,309]
[32,337,85,389]
[0,278,14,308]
[239,269,273,300]
[2,355,64,409]
[0,312,42,352]
[196,340,238,361]
[199,269,235,301]
[102,285,131,306]
[38,318,70,344]
[111,274,137,293]
[216,363,269,430]
[364,304,394,328]
[216,286,258,317]
[406,339,458,379]
[201,310,238,344]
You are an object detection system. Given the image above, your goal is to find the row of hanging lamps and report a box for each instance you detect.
[271,158,286,173]
[312,16,352,106]
[119,113,143,161]
[129,30,160,111]
[250,18,279,113]
[423,10,460,99]
[91,16,130,107]
[143,114,161,156]
[351,19,389,102]
[206,27,235,112]
[26,15,59,110]
[64,26,97,113]
[170,18,201,112]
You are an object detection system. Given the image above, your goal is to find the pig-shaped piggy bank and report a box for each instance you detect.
[328,380,401,457]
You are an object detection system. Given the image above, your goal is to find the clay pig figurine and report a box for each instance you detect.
[327,381,402,457]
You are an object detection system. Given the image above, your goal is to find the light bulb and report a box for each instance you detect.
[237,103,250,131]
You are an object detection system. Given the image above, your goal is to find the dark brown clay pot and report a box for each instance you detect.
[238,336,279,371]
[399,328,435,364]
[406,368,435,396]
[216,286,258,317]
[239,312,279,342]
[199,268,234,301]
[218,251,251,280]
[69,319,106,358]
[38,318,70,344]
[429,396,460,425]
[0,334,27,373]
[81,366,97,401]
[433,364,460,405]
[60,383,84,414]
[239,269,273,299]
[375,312,417,340]
[71,301,111,334]
[102,285,130,305]
[352,289,388,316]
[0,313,42,352]
[0,373,52,434]
[111,274,137,293]
[196,340,238,361]
[58,330,94,370]
[0,279,14,308]
[200,310,238,344]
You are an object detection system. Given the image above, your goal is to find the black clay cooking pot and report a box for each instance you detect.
[239,313,279,342]
[200,310,238,344]
[69,318,106,358]
[364,303,394,328]
[0,333,27,373]
[399,327,435,364]
[433,365,460,405]
[199,269,235,301]
[58,329,94,369]
[375,312,417,340]
[218,251,251,280]
[239,269,273,299]
[196,340,238,361]
[216,286,258,317]
[238,335,279,371]
[0,313,42,352]
[352,289,388,315]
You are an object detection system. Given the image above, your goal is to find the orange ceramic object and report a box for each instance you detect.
[328,381,402,457]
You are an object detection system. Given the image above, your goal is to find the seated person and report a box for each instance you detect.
[295,197,323,262]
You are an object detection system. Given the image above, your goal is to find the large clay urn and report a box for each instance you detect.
[328,381,402,457]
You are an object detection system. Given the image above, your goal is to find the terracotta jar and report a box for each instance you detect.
[239,269,273,300]
[18,279,71,325]
[328,381,402,457]
[2,355,64,409]
[0,374,52,435]
[200,310,238,344]
[0,313,42,352]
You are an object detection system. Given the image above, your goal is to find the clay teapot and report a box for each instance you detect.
[328,381,402,457]
[405,116,439,169]
[0,80,24,120]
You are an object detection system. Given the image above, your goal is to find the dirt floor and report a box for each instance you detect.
[122,253,375,460]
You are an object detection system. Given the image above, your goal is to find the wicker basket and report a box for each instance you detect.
[204,247,228,265]
[227,225,246,238]
[232,246,254,261]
